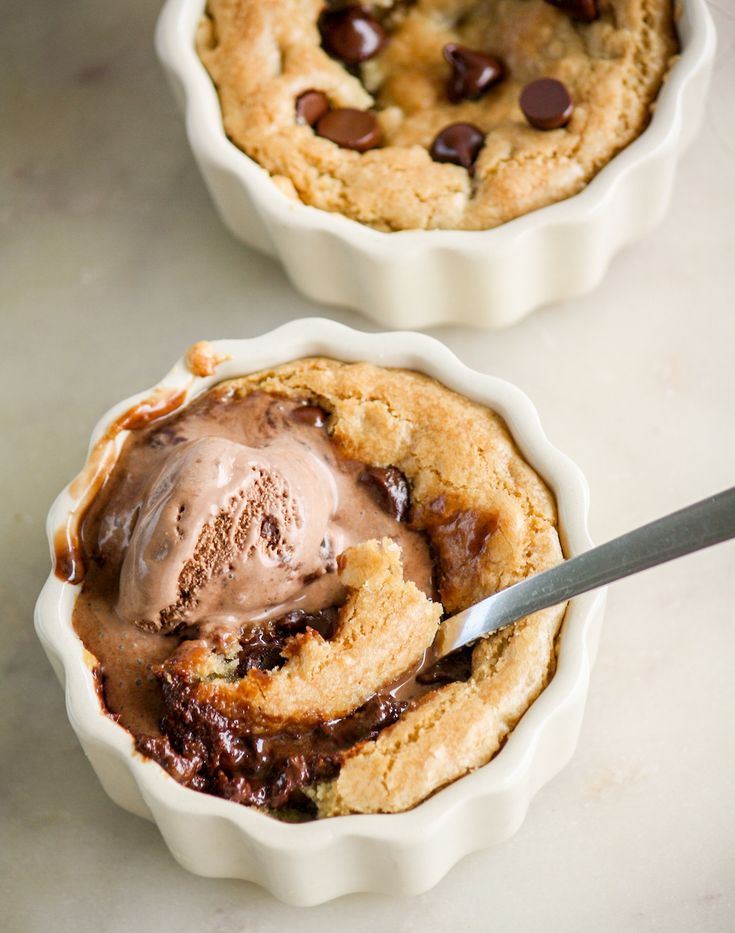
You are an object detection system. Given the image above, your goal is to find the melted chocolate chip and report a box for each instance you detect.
[359,466,410,521]
[443,43,504,102]
[416,499,498,606]
[136,734,203,783]
[416,644,474,686]
[430,123,485,173]
[545,0,598,22]
[237,606,341,676]
[318,693,407,745]
[520,78,574,130]
[290,403,329,427]
[274,607,340,641]
[319,4,388,65]
[295,89,330,126]
[237,626,286,675]
[316,108,382,151]
[429,506,497,560]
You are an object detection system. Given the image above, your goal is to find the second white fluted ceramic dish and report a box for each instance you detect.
[36,320,605,904]
[155,1,714,328]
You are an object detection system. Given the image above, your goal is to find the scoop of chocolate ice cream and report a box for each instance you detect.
[116,435,341,631]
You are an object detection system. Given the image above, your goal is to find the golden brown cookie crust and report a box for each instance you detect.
[172,358,566,814]
[198,0,678,231]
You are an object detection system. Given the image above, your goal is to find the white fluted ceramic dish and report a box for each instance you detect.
[36,320,605,904]
[155,1,714,328]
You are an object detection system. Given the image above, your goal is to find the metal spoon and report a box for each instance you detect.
[416,486,735,677]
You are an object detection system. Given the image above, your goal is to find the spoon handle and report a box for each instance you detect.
[433,486,735,658]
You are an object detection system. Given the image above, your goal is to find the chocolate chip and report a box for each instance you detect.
[316,108,382,151]
[520,78,574,130]
[295,90,330,126]
[416,644,474,686]
[318,693,407,745]
[359,466,410,521]
[270,756,312,809]
[429,122,485,173]
[275,607,340,641]
[545,0,598,22]
[135,735,202,783]
[443,44,504,103]
[237,628,285,675]
[260,516,280,546]
[319,4,388,65]
[290,403,329,427]
[236,605,341,677]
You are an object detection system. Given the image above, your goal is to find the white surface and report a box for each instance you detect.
[1,0,734,929]
[35,325,601,904]
[155,0,715,328]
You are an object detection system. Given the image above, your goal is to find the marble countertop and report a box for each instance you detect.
[2,2,734,930]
